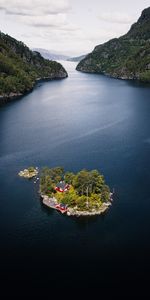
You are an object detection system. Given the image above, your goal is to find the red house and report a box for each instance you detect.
[55,181,70,193]
[55,203,68,213]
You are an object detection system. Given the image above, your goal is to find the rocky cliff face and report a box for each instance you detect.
[0,31,68,104]
[77,7,150,83]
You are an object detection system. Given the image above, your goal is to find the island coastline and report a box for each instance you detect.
[41,193,113,217]
[18,166,114,217]
[39,167,113,217]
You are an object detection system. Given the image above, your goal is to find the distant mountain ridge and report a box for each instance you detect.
[0,32,68,104]
[77,7,150,83]
[33,48,69,61]
[33,48,87,63]
[67,54,87,62]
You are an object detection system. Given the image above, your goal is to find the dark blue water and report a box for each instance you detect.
[0,62,150,290]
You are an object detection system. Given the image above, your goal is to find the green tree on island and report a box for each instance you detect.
[40,167,110,211]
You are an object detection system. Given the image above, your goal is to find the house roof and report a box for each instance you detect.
[56,181,67,190]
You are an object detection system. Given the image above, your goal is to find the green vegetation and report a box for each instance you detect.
[0,31,68,98]
[28,166,36,173]
[40,167,64,194]
[40,167,110,211]
[77,7,150,83]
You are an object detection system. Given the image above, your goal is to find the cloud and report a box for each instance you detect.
[0,0,73,29]
[0,0,70,16]
[21,13,67,28]
[98,12,134,24]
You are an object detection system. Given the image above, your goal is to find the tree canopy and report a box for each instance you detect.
[0,31,67,97]
[40,167,110,211]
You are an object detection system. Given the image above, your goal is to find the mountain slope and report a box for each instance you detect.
[77,7,150,82]
[0,31,68,102]
[32,48,69,61]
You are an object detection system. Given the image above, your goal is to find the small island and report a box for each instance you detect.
[18,166,38,179]
[40,167,113,217]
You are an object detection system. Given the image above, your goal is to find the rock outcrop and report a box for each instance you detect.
[18,167,38,178]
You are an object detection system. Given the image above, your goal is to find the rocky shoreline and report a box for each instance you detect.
[41,193,112,217]
[18,167,38,179]
[0,74,68,106]
[0,93,24,105]
[67,202,111,216]
[76,65,145,82]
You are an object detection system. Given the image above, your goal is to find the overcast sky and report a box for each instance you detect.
[0,0,149,56]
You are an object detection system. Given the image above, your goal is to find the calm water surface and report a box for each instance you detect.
[0,62,150,289]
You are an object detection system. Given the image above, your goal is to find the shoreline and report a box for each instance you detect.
[41,193,112,217]
[76,68,150,85]
[0,74,68,106]
[18,167,39,179]
[67,202,111,216]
